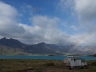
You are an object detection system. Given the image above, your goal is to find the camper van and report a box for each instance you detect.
[64,56,87,69]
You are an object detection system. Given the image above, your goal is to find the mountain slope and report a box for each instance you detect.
[25,42,60,54]
[0,37,25,48]
[0,37,96,55]
[0,38,62,55]
[0,44,31,55]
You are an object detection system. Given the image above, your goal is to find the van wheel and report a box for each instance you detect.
[84,65,87,69]
[69,68,72,70]
[70,67,73,70]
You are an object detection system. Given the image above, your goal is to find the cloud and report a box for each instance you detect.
[20,4,42,17]
[1,1,96,47]
[74,0,96,33]
[57,0,74,12]
[20,4,33,16]
[70,25,77,31]
[58,0,96,21]
[56,0,96,46]
[74,0,96,21]
[0,1,25,38]
[21,15,74,45]
[0,1,75,45]
[72,0,96,46]
[0,1,74,45]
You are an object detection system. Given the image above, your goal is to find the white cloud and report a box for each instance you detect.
[73,0,96,46]
[73,0,96,34]
[0,1,17,17]
[0,4,75,45]
[58,0,96,21]
[20,4,33,16]
[21,15,74,45]
[57,0,74,12]
[74,0,96,21]
[30,15,60,28]
[0,1,25,37]
[70,25,77,30]
[1,1,96,47]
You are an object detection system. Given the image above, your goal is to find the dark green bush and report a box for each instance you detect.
[90,62,96,66]
[44,62,55,66]
[34,69,43,72]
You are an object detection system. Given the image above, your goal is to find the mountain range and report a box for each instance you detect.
[0,37,96,55]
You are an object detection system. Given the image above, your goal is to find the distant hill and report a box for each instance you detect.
[0,38,62,55]
[0,37,26,48]
[24,42,61,54]
[0,37,96,55]
[0,44,31,55]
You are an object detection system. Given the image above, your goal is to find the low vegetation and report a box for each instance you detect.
[0,59,96,72]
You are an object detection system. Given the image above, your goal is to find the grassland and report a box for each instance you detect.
[0,59,96,72]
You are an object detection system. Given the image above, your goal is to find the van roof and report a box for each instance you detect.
[67,56,79,58]
[67,56,81,59]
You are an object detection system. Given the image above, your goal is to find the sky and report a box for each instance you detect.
[0,0,96,46]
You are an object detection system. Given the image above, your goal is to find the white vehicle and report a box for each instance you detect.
[63,56,87,69]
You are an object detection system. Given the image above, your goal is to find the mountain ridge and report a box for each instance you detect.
[0,37,96,55]
[0,37,62,55]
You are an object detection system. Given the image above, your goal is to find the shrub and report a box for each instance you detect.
[90,62,96,66]
[34,69,43,72]
[45,62,55,66]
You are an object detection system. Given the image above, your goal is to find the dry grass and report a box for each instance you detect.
[0,59,96,72]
